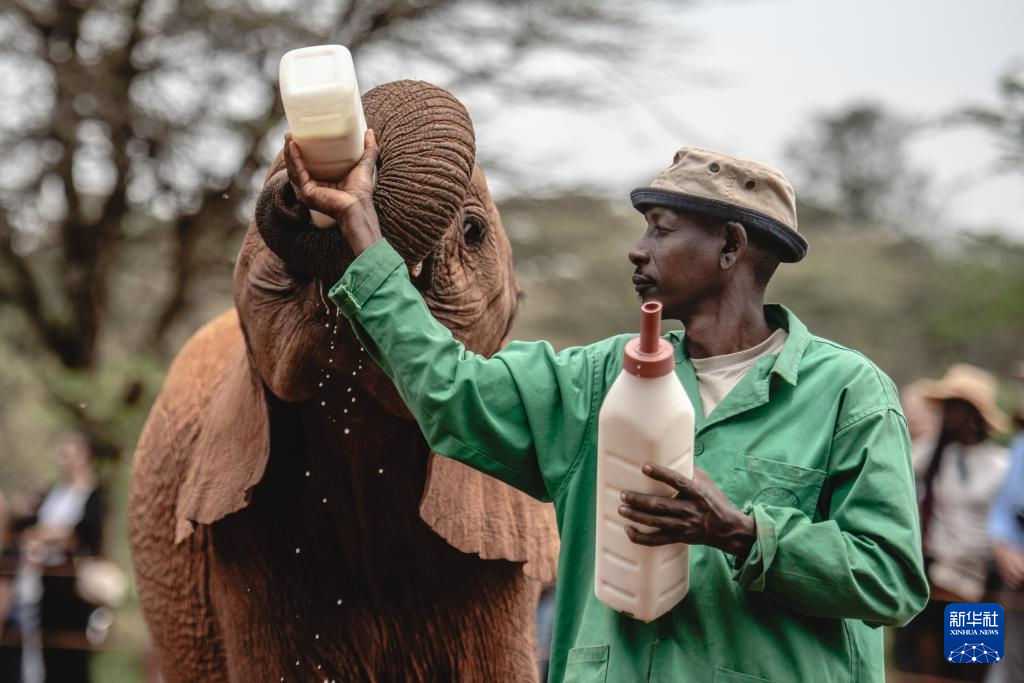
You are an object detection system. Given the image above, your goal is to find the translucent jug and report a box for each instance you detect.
[595,301,695,622]
[279,44,368,228]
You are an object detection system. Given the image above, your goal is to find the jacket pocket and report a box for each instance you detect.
[732,455,826,518]
[713,668,775,682]
[563,644,609,683]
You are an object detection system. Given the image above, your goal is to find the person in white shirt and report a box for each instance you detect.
[896,364,1010,679]
[914,365,1010,602]
[7,433,104,683]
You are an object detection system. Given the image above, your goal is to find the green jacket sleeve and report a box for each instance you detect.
[732,407,930,627]
[329,238,597,502]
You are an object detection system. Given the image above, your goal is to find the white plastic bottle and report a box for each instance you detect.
[279,44,368,228]
[595,301,695,622]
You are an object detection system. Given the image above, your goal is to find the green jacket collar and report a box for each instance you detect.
[668,304,810,387]
[764,304,809,386]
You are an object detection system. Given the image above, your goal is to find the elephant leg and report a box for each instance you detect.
[128,403,228,682]
[450,563,542,683]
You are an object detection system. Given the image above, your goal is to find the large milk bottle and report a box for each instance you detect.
[279,44,368,228]
[595,301,695,622]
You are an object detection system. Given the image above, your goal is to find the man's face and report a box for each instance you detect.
[628,207,725,320]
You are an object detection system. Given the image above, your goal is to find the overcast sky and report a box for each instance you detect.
[464,0,1024,237]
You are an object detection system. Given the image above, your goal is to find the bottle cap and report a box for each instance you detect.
[622,302,675,378]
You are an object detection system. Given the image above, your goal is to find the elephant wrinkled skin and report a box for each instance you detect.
[128,81,558,682]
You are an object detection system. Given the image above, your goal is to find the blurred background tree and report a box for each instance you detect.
[954,64,1024,179]
[783,102,933,229]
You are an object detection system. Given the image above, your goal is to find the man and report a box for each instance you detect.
[285,131,928,681]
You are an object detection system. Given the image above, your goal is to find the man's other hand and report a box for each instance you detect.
[619,465,756,563]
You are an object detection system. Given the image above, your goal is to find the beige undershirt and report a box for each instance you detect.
[690,328,788,418]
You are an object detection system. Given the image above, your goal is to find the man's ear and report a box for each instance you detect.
[720,221,748,270]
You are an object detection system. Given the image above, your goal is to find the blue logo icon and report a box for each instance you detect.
[944,603,1004,664]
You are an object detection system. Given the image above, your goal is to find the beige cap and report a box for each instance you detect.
[920,363,1010,435]
[631,147,807,262]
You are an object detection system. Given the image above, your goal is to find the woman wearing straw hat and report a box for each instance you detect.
[899,364,1010,678]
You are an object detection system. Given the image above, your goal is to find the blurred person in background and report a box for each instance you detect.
[985,361,1024,683]
[896,363,1010,680]
[1,432,105,683]
[901,378,942,443]
[0,491,16,680]
[1,490,45,682]
[535,583,556,681]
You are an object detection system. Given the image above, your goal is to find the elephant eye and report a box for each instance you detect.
[463,216,486,245]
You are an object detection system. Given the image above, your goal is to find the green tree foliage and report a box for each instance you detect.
[501,195,642,348]
[956,64,1024,177]
[784,102,932,229]
[769,231,1024,385]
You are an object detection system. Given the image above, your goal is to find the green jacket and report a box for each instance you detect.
[329,239,929,683]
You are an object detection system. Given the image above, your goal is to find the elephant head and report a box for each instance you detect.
[172,80,555,579]
[242,80,518,408]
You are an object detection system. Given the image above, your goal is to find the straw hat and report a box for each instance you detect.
[919,363,1009,434]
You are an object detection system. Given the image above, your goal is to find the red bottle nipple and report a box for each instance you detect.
[622,302,675,378]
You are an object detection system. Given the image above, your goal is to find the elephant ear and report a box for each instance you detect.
[173,311,270,544]
[419,454,559,582]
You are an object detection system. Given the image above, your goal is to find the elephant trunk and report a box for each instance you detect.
[365,81,476,265]
[255,81,475,284]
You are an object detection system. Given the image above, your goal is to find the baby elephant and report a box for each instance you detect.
[128,80,558,682]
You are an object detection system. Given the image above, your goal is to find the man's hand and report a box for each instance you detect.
[993,541,1024,589]
[618,465,756,562]
[283,129,383,256]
